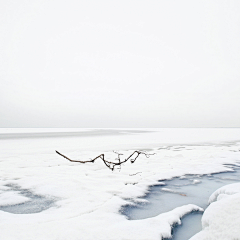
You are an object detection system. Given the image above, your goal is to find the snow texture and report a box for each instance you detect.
[0,128,240,240]
[190,183,240,240]
[0,191,30,206]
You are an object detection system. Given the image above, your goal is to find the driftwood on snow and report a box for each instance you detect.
[56,150,154,171]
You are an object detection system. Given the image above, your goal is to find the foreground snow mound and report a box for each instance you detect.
[190,183,240,240]
[0,201,202,240]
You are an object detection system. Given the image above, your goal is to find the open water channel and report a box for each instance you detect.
[121,163,240,240]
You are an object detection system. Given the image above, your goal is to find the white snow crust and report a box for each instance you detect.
[0,191,30,206]
[190,182,240,240]
[0,128,240,240]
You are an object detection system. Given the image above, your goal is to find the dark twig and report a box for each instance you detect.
[55,150,155,171]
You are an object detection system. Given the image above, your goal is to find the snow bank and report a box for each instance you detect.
[190,183,240,240]
[208,182,240,203]
[0,200,202,240]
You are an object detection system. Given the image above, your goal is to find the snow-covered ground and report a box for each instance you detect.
[190,182,240,240]
[0,128,240,240]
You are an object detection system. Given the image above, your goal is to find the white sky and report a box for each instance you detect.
[1,0,240,128]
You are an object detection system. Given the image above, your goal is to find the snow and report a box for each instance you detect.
[0,191,30,206]
[0,128,240,239]
[190,183,240,240]
[208,182,240,204]
[192,179,201,184]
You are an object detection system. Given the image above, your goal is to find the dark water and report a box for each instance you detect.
[0,184,55,214]
[121,164,240,240]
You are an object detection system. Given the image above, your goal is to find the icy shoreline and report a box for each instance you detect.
[0,128,240,239]
[190,182,240,239]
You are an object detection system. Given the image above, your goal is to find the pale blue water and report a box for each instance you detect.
[121,164,240,240]
[0,184,56,214]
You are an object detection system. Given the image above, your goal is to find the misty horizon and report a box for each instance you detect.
[1,1,240,128]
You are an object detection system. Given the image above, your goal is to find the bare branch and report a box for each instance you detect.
[55,150,155,171]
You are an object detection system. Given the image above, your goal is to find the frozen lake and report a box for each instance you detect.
[0,128,240,240]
